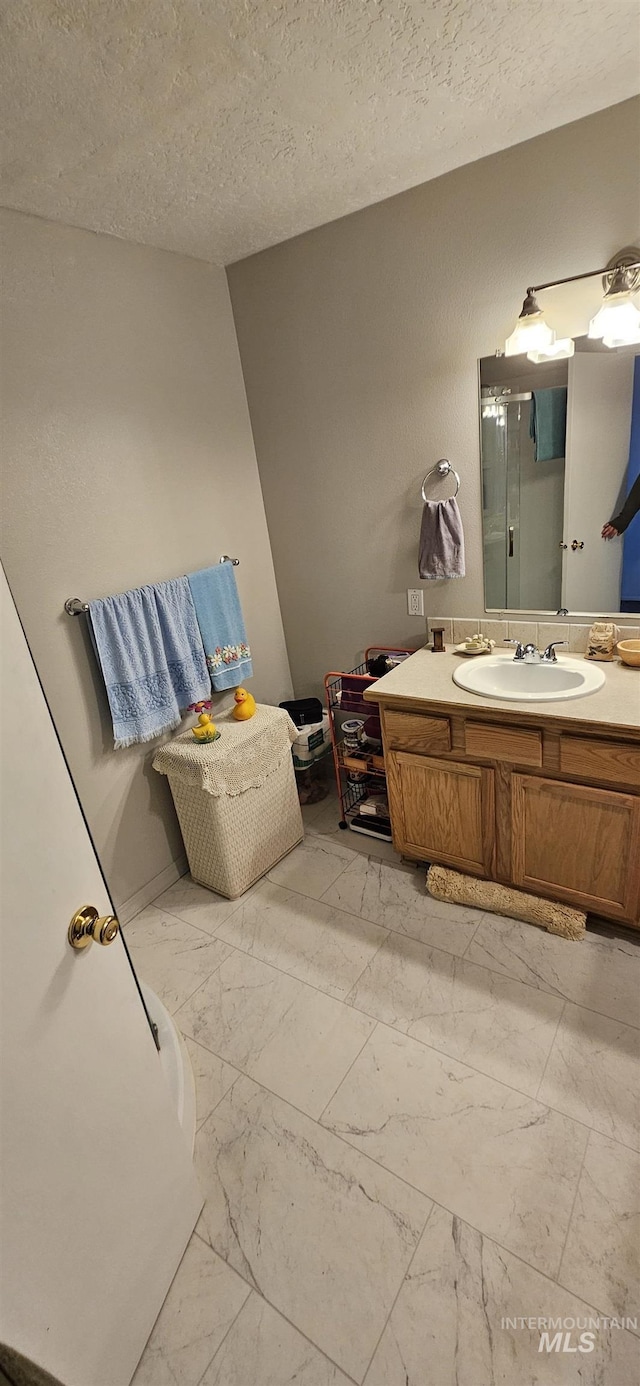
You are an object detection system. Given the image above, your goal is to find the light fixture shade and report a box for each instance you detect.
[526,337,575,363]
[505,294,555,357]
[588,290,640,347]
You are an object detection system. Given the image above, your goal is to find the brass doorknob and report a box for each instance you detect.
[68,905,120,950]
[571,539,585,551]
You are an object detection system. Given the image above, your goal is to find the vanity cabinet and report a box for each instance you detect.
[386,752,494,876]
[372,701,640,927]
[511,775,640,922]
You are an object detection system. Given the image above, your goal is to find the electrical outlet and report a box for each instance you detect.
[407,589,424,617]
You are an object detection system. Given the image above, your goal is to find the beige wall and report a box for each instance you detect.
[1,209,292,914]
[228,98,640,697]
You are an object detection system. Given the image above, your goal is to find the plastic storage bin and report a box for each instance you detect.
[291,712,331,769]
[153,705,303,899]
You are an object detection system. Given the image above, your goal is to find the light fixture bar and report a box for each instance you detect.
[527,257,640,297]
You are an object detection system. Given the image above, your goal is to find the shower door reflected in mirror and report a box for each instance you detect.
[479,345,638,614]
[481,390,565,610]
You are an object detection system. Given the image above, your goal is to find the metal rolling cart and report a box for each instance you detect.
[324,648,412,842]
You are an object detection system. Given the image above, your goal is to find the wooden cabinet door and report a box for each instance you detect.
[386,752,495,875]
[512,774,640,922]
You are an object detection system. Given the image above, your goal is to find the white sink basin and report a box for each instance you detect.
[453,654,605,702]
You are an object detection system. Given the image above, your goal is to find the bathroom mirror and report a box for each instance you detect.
[479,341,639,614]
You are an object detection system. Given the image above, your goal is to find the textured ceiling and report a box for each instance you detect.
[2,1,639,265]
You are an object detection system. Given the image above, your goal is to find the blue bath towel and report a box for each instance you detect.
[188,563,253,691]
[89,578,211,748]
[530,387,567,462]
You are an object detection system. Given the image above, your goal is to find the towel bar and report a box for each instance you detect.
[64,556,240,614]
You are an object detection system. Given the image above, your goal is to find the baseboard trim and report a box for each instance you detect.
[117,854,188,925]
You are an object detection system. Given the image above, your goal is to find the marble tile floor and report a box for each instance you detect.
[300,783,400,864]
[127,822,640,1385]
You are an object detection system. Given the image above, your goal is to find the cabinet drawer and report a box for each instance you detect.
[383,710,451,755]
[465,721,542,767]
[559,736,640,789]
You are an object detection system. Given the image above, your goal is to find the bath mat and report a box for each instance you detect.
[426,865,586,940]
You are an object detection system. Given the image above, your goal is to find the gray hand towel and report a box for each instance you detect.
[418,497,466,580]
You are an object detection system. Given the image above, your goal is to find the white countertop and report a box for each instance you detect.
[365,647,640,734]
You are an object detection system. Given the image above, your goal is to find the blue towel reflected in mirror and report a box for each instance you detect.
[530,387,567,462]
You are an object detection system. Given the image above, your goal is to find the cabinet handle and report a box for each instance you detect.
[508,526,514,557]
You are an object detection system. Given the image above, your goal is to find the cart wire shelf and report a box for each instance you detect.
[325,659,369,715]
[324,647,412,834]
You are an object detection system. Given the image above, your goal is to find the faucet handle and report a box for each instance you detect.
[542,641,567,662]
[505,639,525,660]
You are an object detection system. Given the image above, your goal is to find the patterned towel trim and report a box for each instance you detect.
[206,642,252,671]
[107,658,209,717]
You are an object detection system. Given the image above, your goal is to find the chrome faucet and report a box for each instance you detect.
[505,639,539,662]
[505,639,567,663]
[541,640,567,662]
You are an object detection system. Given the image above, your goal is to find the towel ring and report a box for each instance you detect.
[421,459,460,503]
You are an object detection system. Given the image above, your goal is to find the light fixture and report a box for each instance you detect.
[505,247,640,359]
[505,291,555,357]
[588,261,640,346]
[526,338,575,363]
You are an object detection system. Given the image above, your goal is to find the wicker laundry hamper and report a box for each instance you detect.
[153,705,303,899]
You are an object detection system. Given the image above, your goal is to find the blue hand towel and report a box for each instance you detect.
[89,578,210,749]
[530,388,567,462]
[187,563,253,691]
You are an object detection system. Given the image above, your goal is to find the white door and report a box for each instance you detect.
[563,352,635,611]
[0,568,202,1386]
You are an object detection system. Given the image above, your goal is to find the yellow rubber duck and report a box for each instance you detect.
[232,688,257,721]
[192,712,219,742]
